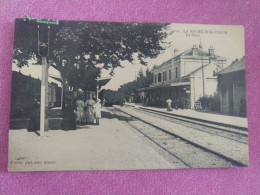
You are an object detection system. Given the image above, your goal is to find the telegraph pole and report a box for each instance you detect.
[201,56,205,97]
[199,40,205,98]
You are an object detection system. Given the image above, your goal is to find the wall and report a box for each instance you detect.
[190,62,219,109]
[219,71,246,116]
[181,57,206,77]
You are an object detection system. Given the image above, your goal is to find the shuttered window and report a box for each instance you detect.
[158,73,162,82]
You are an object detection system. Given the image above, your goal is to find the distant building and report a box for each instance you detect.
[10,71,62,118]
[217,57,246,117]
[139,45,227,109]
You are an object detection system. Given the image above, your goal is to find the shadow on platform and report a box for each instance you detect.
[101,111,134,122]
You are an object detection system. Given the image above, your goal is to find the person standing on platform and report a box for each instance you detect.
[76,97,85,124]
[28,98,40,132]
[85,93,95,123]
[166,98,172,111]
[61,92,77,130]
[94,99,102,125]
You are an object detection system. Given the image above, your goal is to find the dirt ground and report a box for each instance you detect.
[8,109,175,172]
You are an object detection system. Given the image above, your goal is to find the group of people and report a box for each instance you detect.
[75,93,102,125]
[26,92,103,132]
[61,92,102,130]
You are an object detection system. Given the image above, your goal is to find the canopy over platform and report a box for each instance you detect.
[96,77,112,87]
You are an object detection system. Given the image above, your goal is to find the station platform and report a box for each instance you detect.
[124,103,248,129]
[8,108,176,171]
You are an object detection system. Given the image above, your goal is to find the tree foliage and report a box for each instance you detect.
[118,67,154,100]
[13,19,170,90]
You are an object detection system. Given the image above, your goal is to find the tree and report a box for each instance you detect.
[138,69,144,78]
[13,19,170,90]
[118,67,155,102]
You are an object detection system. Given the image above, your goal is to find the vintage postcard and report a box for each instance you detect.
[8,18,248,171]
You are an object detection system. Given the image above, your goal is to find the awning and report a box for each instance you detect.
[170,81,190,87]
[138,81,190,91]
[97,77,112,87]
[49,75,62,83]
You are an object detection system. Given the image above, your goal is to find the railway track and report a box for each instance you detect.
[105,106,248,168]
[124,105,248,144]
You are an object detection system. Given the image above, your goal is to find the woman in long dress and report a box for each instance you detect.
[61,93,77,130]
[93,99,102,125]
[85,94,95,123]
[76,98,85,123]
[166,98,172,111]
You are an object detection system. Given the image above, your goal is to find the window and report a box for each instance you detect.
[163,71,167,81]
[158,73,162,82]
[154,75,157,83]
[175,67,178,78]
[169,70,172,80]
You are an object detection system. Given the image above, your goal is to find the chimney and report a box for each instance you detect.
[208,45,215,56]
[199,39,202,49]
[192,44,198,56]
[174,48,179,57]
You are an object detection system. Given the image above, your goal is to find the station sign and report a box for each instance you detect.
[36,18,59,25]
[25,15,59,25]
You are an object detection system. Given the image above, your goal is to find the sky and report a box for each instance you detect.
[13,23,245,91]
[102,23,245,90]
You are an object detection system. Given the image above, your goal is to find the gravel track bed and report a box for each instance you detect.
[128,106,248,144]
[107,107,237,168]
[112,106,249,166]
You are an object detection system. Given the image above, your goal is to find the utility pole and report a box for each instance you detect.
[201,57,205,97]
[40,56,49,136]
[33,16,59,136]
[198,40,205,97]
[38,25,50,136]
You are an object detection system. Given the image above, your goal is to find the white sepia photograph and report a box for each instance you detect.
[8,18,248,171]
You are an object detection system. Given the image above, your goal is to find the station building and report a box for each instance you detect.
[217,57,246,117]
[139,44,227,109]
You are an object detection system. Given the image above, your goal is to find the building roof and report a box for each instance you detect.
[183,63,211,78]
[217,56,245,75]
[175,48,217,58]
[153,46,224,71]
[12,70,40,82]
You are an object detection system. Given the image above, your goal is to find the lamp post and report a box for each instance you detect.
[96,76,101,100]
[96,85,100,100]
[75,55,80,94]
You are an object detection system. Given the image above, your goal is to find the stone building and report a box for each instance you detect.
[139,44,227,109]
